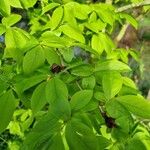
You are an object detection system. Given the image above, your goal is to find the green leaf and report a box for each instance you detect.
[95,60,131,72]
[0,24,6,35]
[73,3,90,20]
[23,46,45,74]
[19,0,38,9]
[15,74,47,94]
[22,112,62,150]
[70,90,93,111]
[2,14,22,27]
[122,77,137,89]
[0,90,16,133]
[82,76,96,89]
[71,64,93,77]
[97,136,111,150]
[65,119,98,150]
[46,77,68,104]
[106,99,133,132]
[63,3,77,27]
[46,133,65,150]
[40,31,66,48]
[120,13,138,29]
[102,72,122,99]
[0,0,10,16]
[4,28,30,60]
[44,47,61,65]
[50,6,63,30]
[42,3,60,15]
[115,95,150,119]
[31,82,47,114]
[61,48,74,63]
[61,25,85,43]
[85,20,106,33]
[91,34,104,55]
[9,0,22,8]
[125,137,147,150]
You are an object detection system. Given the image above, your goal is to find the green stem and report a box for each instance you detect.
[116,0,150,12]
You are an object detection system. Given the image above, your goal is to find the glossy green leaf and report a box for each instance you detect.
[9,0,22,8]
[71,64,93,77]
[40,31,66,48]
[0,0,10,16]
[2,14,22,27]
[23,46,45,74]
[61,25,85,43]
[50,6,63,30]
[4,28,30,60]
[44,47,61,65]
[19,0,38,9]
[65,119,98,150]
[0,24,6,35]
[31,82,47,114]
[64,3,77,27]
[122,77,137,89]
[0,90,16,133]
[15,74,47,93]
[82,76,96,89]
[85,19,106,33]
[70,90,93,111]
[22,112,62,150]
[46,77,68,104]
[115,95,150,118]
[95,60,131,72]
[91,34,104,54]
[42,3,60,15]
[120,13,138,29]
[102,72,122,99]
[61,48,74,63]
[73,3,90,20]
[106,99,133,132]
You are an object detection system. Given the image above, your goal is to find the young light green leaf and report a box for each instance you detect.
[91,34,104,54]
[31,82,47,114]
[61,48,74,63]
[115,95,150,119]
[122,77,137,89]
[82,76,96,89]
[9,0,22,8]
[0,90,16,133]
[46,77,68,104]
[2,14,22,27]
[42,3,60,15]
[0,0,10,16]
[40,31,66,48]
[61,24,85,43]
[71,64,93,77]
[44,47,61,65]
[120,13,138,29]
[95,60,131,72]
[102,72,122,99]
[15,74,47,94]
[70,90,93,111]
[73,3,90,20]
[19,0,38,9]
[23,46,45,74]
[0,24,6,35]
[50,6,63,30]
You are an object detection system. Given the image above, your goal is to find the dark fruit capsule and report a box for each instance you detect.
[102,112,117,128]
[51,63,64,73]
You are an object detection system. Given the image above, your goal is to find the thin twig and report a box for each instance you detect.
[116,0,150,13]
